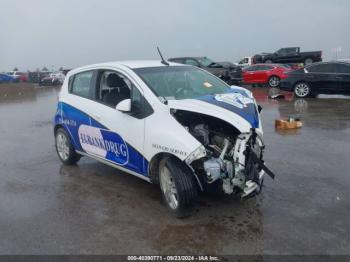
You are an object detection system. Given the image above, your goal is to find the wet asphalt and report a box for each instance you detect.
[0,83,349,255]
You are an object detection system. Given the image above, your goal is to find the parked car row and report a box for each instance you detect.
[239,61,350,97]
[0,72,27,83]
[39,72,66,86]
[242,64,292,87]
[0,70,66,86]
[0,73,16,83]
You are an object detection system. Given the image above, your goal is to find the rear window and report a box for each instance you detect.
[245,65,258,72]
[257,65,273,70]
[336,63,350,73]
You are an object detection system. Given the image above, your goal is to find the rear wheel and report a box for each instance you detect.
[55,128,81,165]
[304,58,313,65]
[294,82,311,98]
[268,76,280,88]
[159,157,197,218]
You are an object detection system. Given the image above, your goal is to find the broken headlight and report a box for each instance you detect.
[185,145,206,165]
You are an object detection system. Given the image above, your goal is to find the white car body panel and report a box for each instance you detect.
[55,60,267,194]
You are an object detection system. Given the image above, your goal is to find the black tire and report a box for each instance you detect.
[268,76,280,88]
[304,57,313,65]
[55,128,81,165]
[294,82,312,98]
[158,157,197,218]
[265,59,273,64]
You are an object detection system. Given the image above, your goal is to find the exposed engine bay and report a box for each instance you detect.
[172,109,275,197]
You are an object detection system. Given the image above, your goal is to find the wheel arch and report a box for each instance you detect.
[148,152,204,191]
[54,123,64,134]
[54,124,80,150]
[268,74,280,80]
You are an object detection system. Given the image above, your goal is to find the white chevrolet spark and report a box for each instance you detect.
[54,60,275,217]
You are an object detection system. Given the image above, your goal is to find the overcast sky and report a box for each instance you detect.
[0,0,349,71]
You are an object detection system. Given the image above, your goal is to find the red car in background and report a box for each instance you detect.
[243,64,292,87]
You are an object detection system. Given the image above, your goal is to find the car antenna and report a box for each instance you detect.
[157,47,169,66]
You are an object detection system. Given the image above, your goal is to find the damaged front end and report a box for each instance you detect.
[172,109,275,198]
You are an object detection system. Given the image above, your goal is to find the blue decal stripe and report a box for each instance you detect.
[196,90,259,128]
[54,102,149,176]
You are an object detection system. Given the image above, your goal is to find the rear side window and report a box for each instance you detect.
[245,65,258,72]
[71,71,93,97]
[307,64,335,73]
[257,65,273,70]
[336,63,350,73]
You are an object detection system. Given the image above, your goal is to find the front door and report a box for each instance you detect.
[306,63,339,94]
[79,69,149,176]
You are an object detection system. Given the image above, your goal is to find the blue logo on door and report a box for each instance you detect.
[78,124,129,166]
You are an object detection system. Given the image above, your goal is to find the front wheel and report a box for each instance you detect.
[159,157,197,218]
[265,59,273,64]
[268,76,280,88]
[55,128,81,165]
[294,82,312,98]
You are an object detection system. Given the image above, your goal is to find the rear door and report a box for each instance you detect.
[306,63,339,93]
[257,65,273,83]
[243,65,258,83]
[62,70,96,152]
[335,63,350,94]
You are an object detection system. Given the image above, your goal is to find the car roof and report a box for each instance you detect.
[305,61,350,68]
[169,57,205,60]
[81,60,185,70]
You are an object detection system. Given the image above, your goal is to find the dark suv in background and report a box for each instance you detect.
[168,56,242,85]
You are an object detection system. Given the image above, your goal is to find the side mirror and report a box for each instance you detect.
[116,99,131,112]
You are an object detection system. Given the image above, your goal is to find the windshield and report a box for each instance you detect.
[197,57,216,67]
[134,66,231,100]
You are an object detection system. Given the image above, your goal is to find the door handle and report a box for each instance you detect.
[335,76,342,79]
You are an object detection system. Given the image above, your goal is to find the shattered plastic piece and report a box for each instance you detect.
[275,119,302,129]
[269,93,285,99]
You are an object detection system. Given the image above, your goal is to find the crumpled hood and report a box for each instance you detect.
[167,88,260,133]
